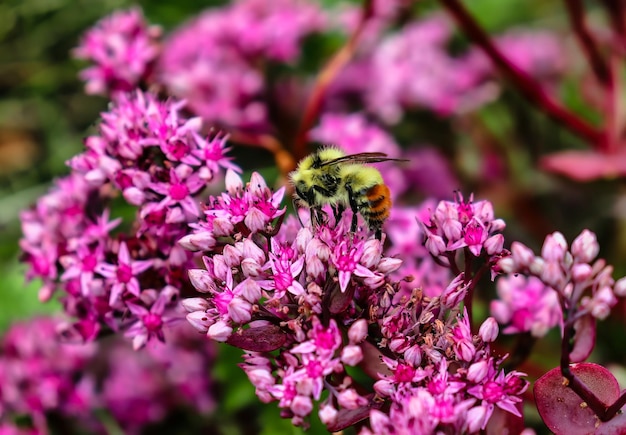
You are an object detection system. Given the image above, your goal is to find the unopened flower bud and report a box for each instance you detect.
[403,345,422,366]
[228,298,252,323]
[478,317,499,342]
[222,244,242,267]
[542,232,568,262]
[241,258,263,277]
[490,218,506,232]
[186,311,214,332]
[571,229,599,263]
[181,297,209,313]
[123,186,145,205]
[361,239,383,268]
[372,380,394,398]
[248,172,268,196]
[498,257,516,273]
[225,169,243,195]
[571,263,593,283]
[442,219,463,242]
[207,320,232,341]
[188,269,216,293]
[442,273,468,308]
[454,341,476,362]
[319,404,338,426]
[467,360,489,383]
[425,233,446,256]
[341,345,363,366]
[389,337,409,353]
[238,278,262,303]
[246,368,275,390]
[614,276,626,297]
[529,257,545,276]
[242,239,266,264]
[484,234,504,255]
[336,389,367,409]
[244,207,267,232]
[377,257,403,274]
[348,319,368,343]
[542,262,564,288]
[295,227,313,253]
[466,406,488,433]
[212,217,234,236]
[291,395,313,417]
[511,242,535,268]
[178,232,216,251]
[590,286,617,320]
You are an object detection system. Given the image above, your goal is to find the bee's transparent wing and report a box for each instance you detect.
[319,152,408,167]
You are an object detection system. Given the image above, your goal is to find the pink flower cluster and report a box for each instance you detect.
[157,0,326,129]
[73,8,161,95]
[365,307,526,434]
[20,90,236,347]
[0,317,215,434]
[491,275,561,337]
[499,230,626,321]
[421,192,506,260]
[332,14,566,124]
[181,172,528,432]
[0,318,96,429]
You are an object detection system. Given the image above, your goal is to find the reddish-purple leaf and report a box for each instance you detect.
[328,284,355,314]
[595,407,626,435]
[570,314,596,363]
[326,394,381,432]
[226,324,287,351]
[358,340,392,379]
[540,150,626,181]
[535,363,620,435]
[485,403,524,435]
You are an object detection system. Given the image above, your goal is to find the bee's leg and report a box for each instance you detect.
[333,204,345,224]
[345,184,359,233]
[375,228,382,241]
[293,199,305,228]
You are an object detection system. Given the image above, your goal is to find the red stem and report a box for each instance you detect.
[293,0,374,162]
[439,0,604,146]
[599,0,626,41]
[563,0,612,87]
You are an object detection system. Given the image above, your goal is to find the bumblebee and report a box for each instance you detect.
[290,147,406,239]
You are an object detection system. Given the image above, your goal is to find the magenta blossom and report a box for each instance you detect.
[73,8,161,95]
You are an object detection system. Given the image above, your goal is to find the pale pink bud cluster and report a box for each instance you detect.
[497,230,624,321]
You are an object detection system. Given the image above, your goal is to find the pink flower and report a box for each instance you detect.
[96,242,153,305]
[490,275,561,337]
[74,8,161,95]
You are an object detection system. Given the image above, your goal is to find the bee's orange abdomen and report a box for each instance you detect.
[364,184,391,225]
